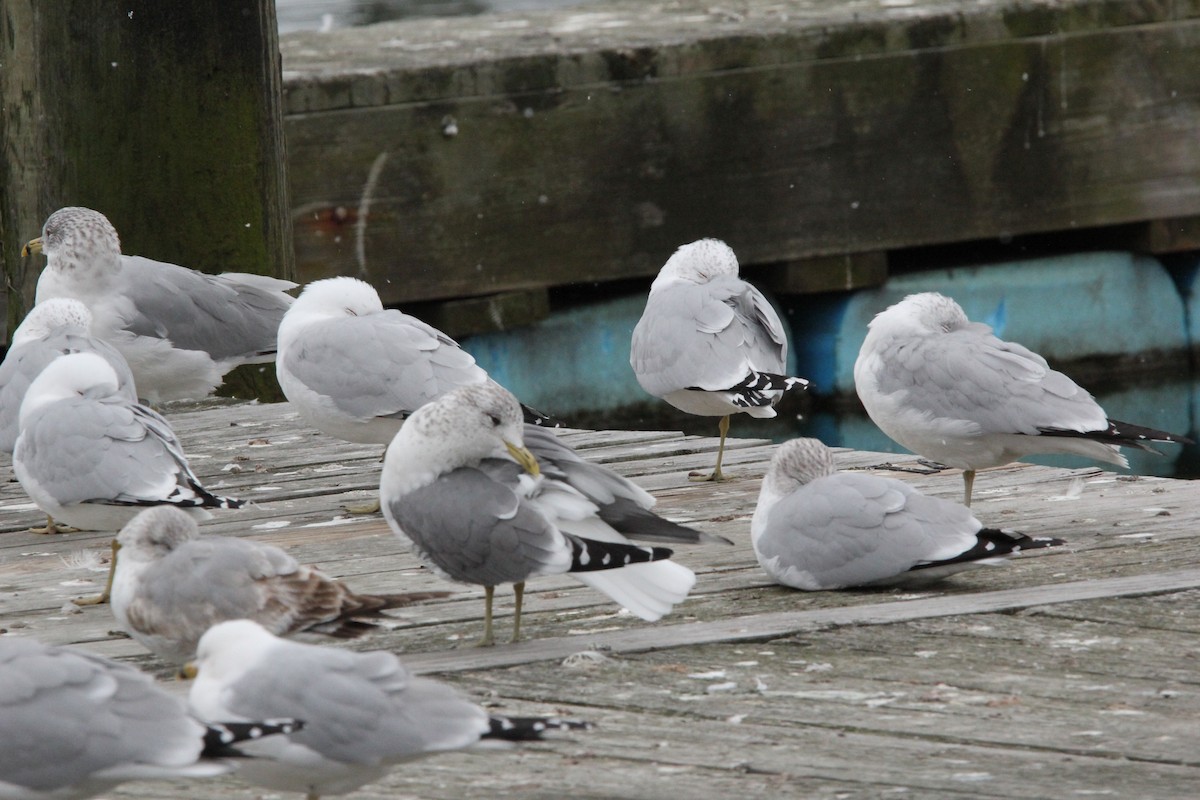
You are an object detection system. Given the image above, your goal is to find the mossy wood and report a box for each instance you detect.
[0,0,293,400]
[281,0,1200,307]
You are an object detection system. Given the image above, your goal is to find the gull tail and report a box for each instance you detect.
[911,528,1065,573]
[572,558,696,621]
[201,719,304,758]
[1038,419,1194,451]
[484,716,593,742]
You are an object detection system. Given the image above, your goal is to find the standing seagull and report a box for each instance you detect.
[24,206,296,403]
[13,352,242,601]
[0,636,299,800]
[111,506,449,665]
[631,239,808,481]
[0,298,136,454]
[381,383,705,646]
[854,292,1191,506]
[187,620,589,800]
[752,438,1064,590]
[276,276,550,512]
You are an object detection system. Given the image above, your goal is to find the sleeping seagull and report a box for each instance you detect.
[276,276,552,512]
[187,619,589,799]
[111,506,449,664]
[13,352,242,602]
[0,298,137,455]
[854,292,1191,506]
[24,206,296,403]
[752,438,1064,590]
[631,239,808,481]
[381,383,712,646]
[0,636,300,800]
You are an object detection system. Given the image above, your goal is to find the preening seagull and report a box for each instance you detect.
[854,292,1191,506]
[110,506,449,664]
[631,238,808,481]
[752,438,1064,590]
[25,206,296,403]
[380,383,713,646]
[187,619,589,800]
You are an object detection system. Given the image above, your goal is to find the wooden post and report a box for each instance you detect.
[0,1,293,398]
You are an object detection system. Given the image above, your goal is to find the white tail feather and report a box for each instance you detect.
[571,560,695,621]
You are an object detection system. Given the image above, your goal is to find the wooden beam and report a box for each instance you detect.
[400,288,550,339]
[402,568,1200,675]
[753,252,888,295]
[0,0,293,375]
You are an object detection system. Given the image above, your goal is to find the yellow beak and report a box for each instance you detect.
[22,237,43,258]
[504,441,540,477]
[179,662,198,680]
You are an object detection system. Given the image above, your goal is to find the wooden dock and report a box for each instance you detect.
[3,399,1200,798]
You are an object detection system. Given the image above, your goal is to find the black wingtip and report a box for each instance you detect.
[485,716,593,742]
[1039,419,1193,448]
[521,403,565,428]
[201,718,303,758]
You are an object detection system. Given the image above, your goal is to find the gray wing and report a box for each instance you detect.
[17,394,213,506]
[114,256,295,361]
[757,473,978,588]
[125,537,303,653]
[872,323,1108,435]
[223,644,488,763]
[0,637,201,792]
[386,467,571,586]
[631,276,788,396]
[522,425,727,545]
[0,330,136,453]
[281,311,487,421]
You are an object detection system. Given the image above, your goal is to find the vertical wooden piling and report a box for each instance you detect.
[0,1,293,393]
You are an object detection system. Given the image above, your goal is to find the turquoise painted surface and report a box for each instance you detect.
[787,252,1188,396]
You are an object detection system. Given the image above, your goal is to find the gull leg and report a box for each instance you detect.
[28,513,77,534]
[690,415,732,482]
[73,539,119,606]
[343,495,381,515]
[510,581,525,644]
[478,585,496,647]
[963,469,976,507]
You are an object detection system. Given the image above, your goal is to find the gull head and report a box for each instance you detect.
[279,276,385,344]
[27,207,122,271]
[19,351,121,427]
[653,238,741,288]
[191,619,281,687]
[391,383,537,476]
[763,437,837,495]
[872,292,971,336]
[11,298,93,346]
[116,507,201,562]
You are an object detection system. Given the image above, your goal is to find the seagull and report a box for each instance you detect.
[630,238,808,481]
[276,276,552,512]
[110,506,450,664]
[24,206,296,403]
[187,619,590,800]
[13,352,242,602]
[0,298,137,455]
[0,635,300,800]
[752,438,1065,590]
[381,383,710,646]
[854,292,1192,506]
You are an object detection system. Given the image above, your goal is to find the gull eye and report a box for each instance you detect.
[345,307,358,316]
[487,413,502,427]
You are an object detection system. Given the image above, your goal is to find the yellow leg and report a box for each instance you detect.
[963,469,976,508]
[690,415,732,482]
[73,539,119,606]
[510,581,525,644]
[478,585,495,647]
[342,495,381,515]
[28,514,77,534]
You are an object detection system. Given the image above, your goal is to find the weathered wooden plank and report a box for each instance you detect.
[280,1,1200,304]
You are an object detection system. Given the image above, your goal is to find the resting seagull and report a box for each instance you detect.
[111,506,449,664]
[276,276,552,512]
[854,292,1191,506]
[631,238,808,481]
[752,438,1064,590]
[381,383,711,646]
[0,636,299,800]
[24,206,296,403]
[187,620,589,800]
[13,352,242,602]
